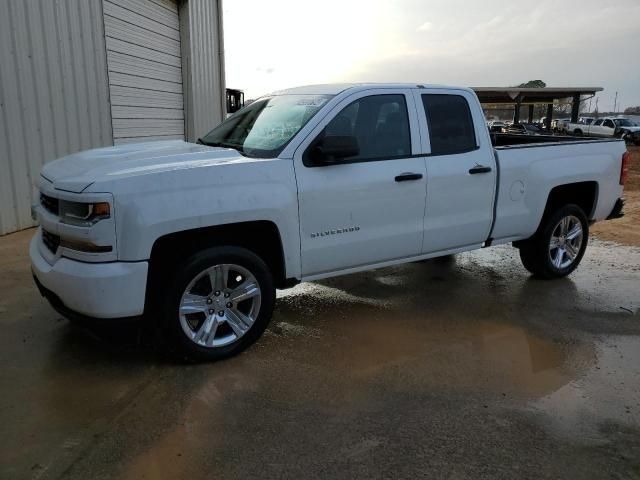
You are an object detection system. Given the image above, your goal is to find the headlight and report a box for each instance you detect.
[59,200,110,227]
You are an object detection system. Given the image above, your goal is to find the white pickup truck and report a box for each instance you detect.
[565,117,640,145]
[31,83,629,360]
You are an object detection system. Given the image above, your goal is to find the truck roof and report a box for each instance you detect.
[272,83,472,96]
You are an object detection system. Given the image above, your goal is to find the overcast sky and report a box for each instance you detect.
[223,0,640,111]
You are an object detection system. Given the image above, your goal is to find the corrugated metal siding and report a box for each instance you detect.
[0,0,112,235]
[179,0,226,141]
[103,0,185,144]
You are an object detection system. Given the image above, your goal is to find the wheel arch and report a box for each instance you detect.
[145,221,292,314]
[515,181,598,248]
[543,181,599,220]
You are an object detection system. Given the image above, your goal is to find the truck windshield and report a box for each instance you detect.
[200,94,334,158]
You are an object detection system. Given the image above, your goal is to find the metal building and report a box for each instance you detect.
[0,0,225,235]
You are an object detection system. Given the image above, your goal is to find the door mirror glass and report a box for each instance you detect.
[309,135,359,165]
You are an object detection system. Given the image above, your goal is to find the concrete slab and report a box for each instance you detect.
[1,229,639,479]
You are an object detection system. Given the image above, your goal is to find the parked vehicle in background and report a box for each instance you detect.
[614,118,640,145]
[30,83,628,361]
[552,118,571,133]
[488,121,507,133]
[506,123,544,135]
[568,117,615,137]
[566,116,640,145]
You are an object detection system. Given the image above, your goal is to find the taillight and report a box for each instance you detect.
[620,151,630,186]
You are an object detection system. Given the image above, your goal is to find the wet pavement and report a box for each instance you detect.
[1,229,639,479]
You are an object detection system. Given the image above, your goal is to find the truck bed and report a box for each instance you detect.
[489,136,626,245]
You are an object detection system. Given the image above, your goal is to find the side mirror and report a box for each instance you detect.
[309,135,359,165]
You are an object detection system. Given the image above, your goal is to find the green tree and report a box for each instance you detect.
[517,80,547,88]
[624,106,640,114]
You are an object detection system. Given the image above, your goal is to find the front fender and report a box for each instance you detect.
[90,159,302,278]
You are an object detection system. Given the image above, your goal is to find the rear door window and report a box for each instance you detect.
[421,94,477,155]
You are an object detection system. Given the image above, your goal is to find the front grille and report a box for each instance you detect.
[40,193,59,215]
[42,229,60,254]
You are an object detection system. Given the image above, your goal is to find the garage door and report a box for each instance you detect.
[103,0,184,144]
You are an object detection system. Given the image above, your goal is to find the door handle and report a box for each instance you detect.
[469,165,492,174]
[395,173,423,182]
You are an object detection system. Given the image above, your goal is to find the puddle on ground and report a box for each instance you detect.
[115,271,594,480]
[530,335,640,443]
[267,257,598,399]
[116,320,580,480]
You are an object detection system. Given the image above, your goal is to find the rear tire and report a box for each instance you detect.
[162,246,275,361]
[518,204,588,279]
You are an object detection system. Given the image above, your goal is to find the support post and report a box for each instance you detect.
[179,0,226,141]
[528,105,534,123]
[513,99,521,124]
[545,103,553,131]
[570,93,580,123]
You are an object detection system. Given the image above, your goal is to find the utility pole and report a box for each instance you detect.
[613,91,618,114]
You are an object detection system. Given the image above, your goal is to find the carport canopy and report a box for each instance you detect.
[471,87,603,128]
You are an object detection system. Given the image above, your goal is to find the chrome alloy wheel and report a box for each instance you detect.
[548,215,583,269]
[178,264,262,348]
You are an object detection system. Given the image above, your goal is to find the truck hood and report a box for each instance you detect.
[41,140,249,193]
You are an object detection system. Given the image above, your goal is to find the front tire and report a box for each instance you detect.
[163,246,276,361]
[518,204,588,279]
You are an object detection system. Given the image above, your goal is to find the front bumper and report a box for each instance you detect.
[30,235,148,319]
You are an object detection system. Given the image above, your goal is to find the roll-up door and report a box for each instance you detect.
[103,0,184,144]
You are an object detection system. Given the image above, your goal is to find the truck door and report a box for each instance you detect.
[601,119,616,137]
[413,90,497,253]
[293,89,427,277]
[590,119,605,136]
